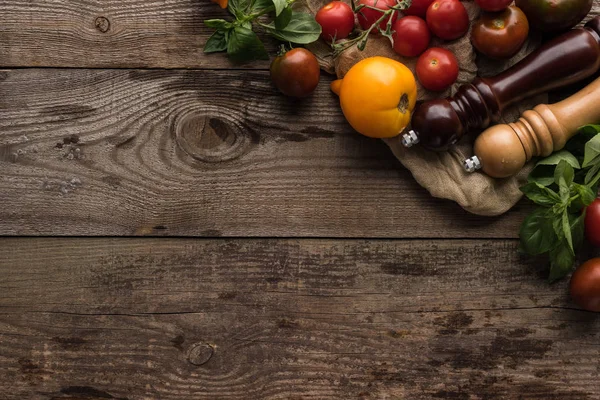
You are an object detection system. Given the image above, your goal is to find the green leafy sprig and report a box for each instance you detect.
[331,0,411,57]
[204,0,322,62]
[519,125,600,282]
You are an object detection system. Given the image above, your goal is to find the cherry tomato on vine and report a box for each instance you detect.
[476,0,513,12]
[570,258,600,312]
[585,198,600,247]
[471,6,529,59]
[416,47,459,91]
[403,0,436,18]
[392,16,431,57]
[357,0,397,32]
[426,0,469,40]
[270,48,320,98]
[316,1,356,42]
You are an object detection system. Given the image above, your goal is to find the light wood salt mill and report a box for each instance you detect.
[464,75,600,178]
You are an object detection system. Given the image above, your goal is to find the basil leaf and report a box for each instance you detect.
[519,208,557,255]
[574,183,596,206]
[249,0,273,13]
[272,0,287,16]
[577,124,600,136]
[536,150,581,169]
[583,133,600,168]
[204,30,229,53]
[228,0,252,13]
[585,162,600,185]
[561,210,574,254]
[566,126,599,157]
[554,160,574,187]
[570,211,586,250]
[528,165,556,187]
[227,26,269,62]
[204,19,231,29]
[275,5,293,30]
[520,182,560,206]
[264,11,322,44]
[548,241,575,282]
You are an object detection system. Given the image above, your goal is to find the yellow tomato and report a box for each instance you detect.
[211,0,228,8]
[331,57,417,138]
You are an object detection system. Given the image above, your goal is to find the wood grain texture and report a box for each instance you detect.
[0,0,271,69]
[0,68,531,237]
[1,237,599,399]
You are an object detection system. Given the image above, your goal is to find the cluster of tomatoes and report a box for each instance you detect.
[315,0,529,91]
[572,199,600,312]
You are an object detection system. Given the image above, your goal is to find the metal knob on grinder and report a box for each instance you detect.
[464,74,600,178]
[402,15,600,151]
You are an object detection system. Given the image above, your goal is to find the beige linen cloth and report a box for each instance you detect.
[303,0,600,216]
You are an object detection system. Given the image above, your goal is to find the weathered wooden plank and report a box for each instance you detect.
[0,68,531,237]
[0,0,272,69]
[0,238,598,399]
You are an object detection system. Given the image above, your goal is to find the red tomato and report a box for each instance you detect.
[426,0,469,40]
[316,1,356,42]
[403,0,436,17]
[570,258,600,312]
[392,16,431,57]
[585,198,600,247]
[476,0,514,12]
[416,47,459,91]
[270,48,320,98]
[357,0,397,32]
[471,6,529,59]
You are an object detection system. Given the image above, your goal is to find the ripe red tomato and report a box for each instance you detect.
[270,48,320,98]
[585,198,600,247]
[315,1,356,42]
[392,16,431,57]
[426,0,469,40]
[357,0,397,32]
[416,47,459,91]
[471,6,529,59]
[403,0,436,17]
[476,0,513,11]
[570,258,600,312]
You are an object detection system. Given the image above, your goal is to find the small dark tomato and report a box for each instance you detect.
[570,258,600,312]
[316,1,356,42]
[426,0,469,40]
[471,6,529,59]
[585,198,600,247]
[416,47,459,91]
[403,0,435,18]
[270,48,320,98]
[475,0,512,12]
[392,16,431,57]
[515,0,592,33]
[357,0,397,32]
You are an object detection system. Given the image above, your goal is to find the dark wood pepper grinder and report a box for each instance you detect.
[402,16,600,151]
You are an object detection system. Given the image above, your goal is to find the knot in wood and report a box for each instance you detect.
[186,343,214,366]
[95,17,110,33]
[174,110,249,163]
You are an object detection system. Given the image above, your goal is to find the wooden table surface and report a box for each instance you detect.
[1,1,600,399]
